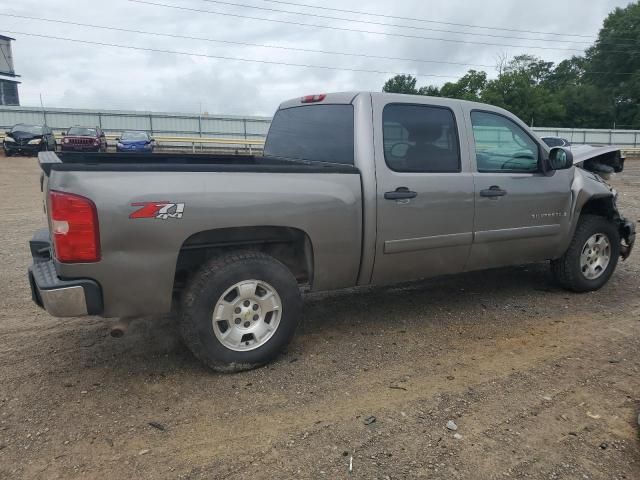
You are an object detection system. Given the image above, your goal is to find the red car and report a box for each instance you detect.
[61,126,108,152]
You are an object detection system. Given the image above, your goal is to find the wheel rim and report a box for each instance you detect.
[580,233,611,280]
[211,279,282,352]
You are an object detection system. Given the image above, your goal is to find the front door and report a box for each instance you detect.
[466,110,573,271]
[371,99,475,285]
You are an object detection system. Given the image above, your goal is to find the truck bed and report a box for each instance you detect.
[39,151,359,174]
[38,151,363,318]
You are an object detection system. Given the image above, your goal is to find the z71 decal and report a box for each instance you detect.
[130,202,185,220]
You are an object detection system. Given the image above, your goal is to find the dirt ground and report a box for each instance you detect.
[0,153,639,480]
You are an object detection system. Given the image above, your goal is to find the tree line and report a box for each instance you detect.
[382,2,640,129]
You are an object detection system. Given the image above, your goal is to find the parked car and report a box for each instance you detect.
[3,124,56,156]
[116,131,154,153]
[542,137,571,148]
[29,92,635,372]
[61,126,107,152]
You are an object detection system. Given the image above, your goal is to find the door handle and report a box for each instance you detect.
[480,186,507,198]
[384,187,418,200]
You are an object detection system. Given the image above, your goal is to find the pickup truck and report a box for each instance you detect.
[28,92,636,372]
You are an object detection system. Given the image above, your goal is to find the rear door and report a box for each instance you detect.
[370,97,475,285]
[465,109,573,270]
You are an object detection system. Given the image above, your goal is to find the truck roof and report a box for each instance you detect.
[277,91,513,117]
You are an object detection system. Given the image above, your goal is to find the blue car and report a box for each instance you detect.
[116,131,155,153]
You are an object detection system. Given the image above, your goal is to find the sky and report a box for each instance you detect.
[1,0,632,116]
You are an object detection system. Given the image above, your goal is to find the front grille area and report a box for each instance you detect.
[68,137,95,145]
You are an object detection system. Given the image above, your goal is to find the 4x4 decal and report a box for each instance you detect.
[130,202,185,220]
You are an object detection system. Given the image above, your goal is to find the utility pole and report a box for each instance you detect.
[39,93,47,126]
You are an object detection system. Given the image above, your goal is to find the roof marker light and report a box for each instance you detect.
[301,94,326,103]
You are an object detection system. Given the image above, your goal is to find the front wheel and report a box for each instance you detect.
[551,215,620,292]
[180,251,302,372]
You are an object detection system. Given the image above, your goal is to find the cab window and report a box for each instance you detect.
[471,111,539,173]
[265,105,354,165]
[383,104,460,173]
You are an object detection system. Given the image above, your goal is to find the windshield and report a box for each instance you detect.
[10,124,43,135]
[121,132,149,141]
[67,127,97,136]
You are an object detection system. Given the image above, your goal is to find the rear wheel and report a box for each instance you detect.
[551,215,620,292]
[180,251,302,372]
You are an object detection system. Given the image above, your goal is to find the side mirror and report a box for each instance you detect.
[547,147,573,171]
[149,137,155,142]
[60,132,65,137]
[115,137,120,141]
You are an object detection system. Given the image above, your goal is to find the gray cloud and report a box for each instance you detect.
[3,0,629,116]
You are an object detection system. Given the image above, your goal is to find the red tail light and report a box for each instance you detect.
[49,190,100,263]
[301,94,326,103]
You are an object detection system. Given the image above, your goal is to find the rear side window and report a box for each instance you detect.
[382,104,460,173]
[264,105,354,165]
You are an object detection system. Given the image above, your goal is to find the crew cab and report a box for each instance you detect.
[61,126,107,152]
[28,92,635,372]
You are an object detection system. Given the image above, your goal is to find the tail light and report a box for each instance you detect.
[49,190,100,263]
[301,94,326,103]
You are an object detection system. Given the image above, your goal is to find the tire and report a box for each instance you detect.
[551,214,620,292]
[180,251,302,372]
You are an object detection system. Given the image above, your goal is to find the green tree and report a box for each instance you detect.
[418,85,441,96]
[544,57,587,91]
[379,1,640,128]
[556,84,615,128]
[439,70,487,101]
[481,56,565,126]
[585,1,640,127]
[382,75,419,94]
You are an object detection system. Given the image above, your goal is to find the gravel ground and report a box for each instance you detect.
[0,153,639,480]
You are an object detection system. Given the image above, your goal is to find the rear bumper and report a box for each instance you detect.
[28,228,103,317]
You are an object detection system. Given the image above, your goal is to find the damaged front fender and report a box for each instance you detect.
[568,168,635,261]
[618,217,636,260]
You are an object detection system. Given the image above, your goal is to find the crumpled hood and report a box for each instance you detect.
[569,144,624,166]
[8,131,42,141]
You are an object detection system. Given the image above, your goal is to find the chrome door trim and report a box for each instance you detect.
[384,232,473,254]
[474,224,561,244]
